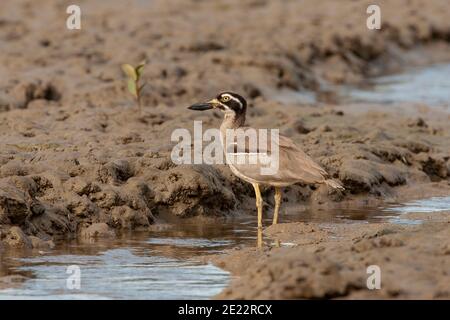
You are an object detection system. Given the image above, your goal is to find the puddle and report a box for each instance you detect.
[0,216,261,300]
[275,63,450,108]
[338,63,450,107]
[0,196,449,299]
[0,248,228,300]
[384,196,450,214]
[381,196,450,225]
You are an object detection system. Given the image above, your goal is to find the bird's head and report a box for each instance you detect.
[188,92,247,116]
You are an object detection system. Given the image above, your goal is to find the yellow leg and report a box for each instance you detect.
[252,183,263,230]
[257,227,263,249]
[273,187,282,225]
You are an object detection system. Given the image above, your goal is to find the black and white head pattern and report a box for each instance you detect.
[215,92,247,114]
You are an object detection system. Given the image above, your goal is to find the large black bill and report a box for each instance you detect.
[188,103,213,111]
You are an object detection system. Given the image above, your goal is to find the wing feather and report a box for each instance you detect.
[224,128,329,185]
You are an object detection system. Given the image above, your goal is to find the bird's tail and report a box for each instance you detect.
[325,179,345,190]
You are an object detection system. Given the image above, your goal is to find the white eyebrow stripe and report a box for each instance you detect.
[222,94,242,108]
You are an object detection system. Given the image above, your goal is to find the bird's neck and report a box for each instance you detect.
[220,112,246,131]
[219,112,246,149]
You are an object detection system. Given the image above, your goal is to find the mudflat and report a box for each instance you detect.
[0,0,449,299]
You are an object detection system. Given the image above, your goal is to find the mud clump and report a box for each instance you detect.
[80,222,115,239]
[152,165,238,217]
[98,160,133,185]
[3,80,61,111]
[110,206,152,229]
[415,154,448,181]
[0,184,30,225]
[339,159,406,193]
[0,152,242,246]
[3,226,32,249]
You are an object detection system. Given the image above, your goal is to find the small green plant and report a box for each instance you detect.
[121,61,147,112]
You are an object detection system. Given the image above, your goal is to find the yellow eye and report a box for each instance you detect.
[221,96,230,102]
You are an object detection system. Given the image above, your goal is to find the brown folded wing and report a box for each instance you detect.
[224,128,328,186]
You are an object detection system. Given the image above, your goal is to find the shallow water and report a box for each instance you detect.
[384,196,450,213]
[1,196,449,300]
[338,63,450,107]
[0,249,228,300]
[277,63,450,107]
[381,196,450,225]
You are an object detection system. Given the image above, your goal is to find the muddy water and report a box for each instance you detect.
[275,63,450,107]
[339,63,450,107]
[0,196,449,300]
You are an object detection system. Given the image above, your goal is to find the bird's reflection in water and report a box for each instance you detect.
[257,227,263,248]
[256,228,281,249]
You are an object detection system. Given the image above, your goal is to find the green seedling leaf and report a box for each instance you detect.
[122,64,138,81]
[135,62,146,78]
[127,79,138,98]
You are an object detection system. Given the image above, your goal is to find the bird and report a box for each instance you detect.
[188,92,344,240]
